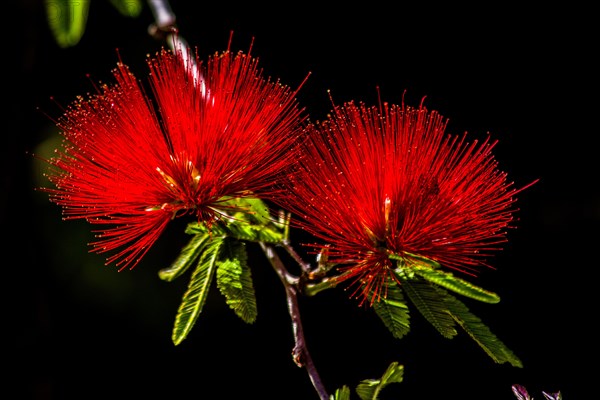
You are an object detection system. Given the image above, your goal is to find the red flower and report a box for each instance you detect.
[41,46,307,271]
[278,99,535,303]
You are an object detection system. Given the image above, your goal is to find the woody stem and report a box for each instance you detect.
[260,243,329,400]
[282,239,313,274]
[146,0,200,81]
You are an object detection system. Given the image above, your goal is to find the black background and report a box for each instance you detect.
[7,1,596,399]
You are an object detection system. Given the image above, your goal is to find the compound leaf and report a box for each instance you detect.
[158,232,209,282]
[216,239,257,323]
[356,361,404,400]
[439,286,523,367]
[398,274,458,339]
[172,237,224,345]
[330,386,351,400]
[372,280,411,339]
[412,264,500,304]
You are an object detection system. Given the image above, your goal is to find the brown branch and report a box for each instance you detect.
[260,243,330,400]
[145,0,205,105]
[282,239,313,275]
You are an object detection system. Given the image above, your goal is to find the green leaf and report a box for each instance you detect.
[372,280,411,339]
[216,239,257,323]
[410,264,501,304]
[108,0,143,17]
[158,233,209,282]
[330,386,351,400]
[219,196,286,242]
[172,238,224,345]
[398,275,458,339]
[216,196,273,225]
[390,251,441,269]
[438,286,523,367]
[45,0,90,48]
[224,220,284,244]
[233,197,273,225]
[185,213,284,244]
[379,361,404,384]
[356,362,404,400]
[183,195,287,244]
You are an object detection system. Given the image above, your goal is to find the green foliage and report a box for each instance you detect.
[410,264,501,304]
[221,217,285,243]
[371,255,522,367]
[45,0,143,48]
[372,280,411,339]
[158,232,209,282]
[437,285,523,367]
[164,197,286,345]
[172,238,224,345]
[108,0,143,17]
[216,239,257,323]
[185,198,287,244]
[221,196,274,226]
[330,386,352,400]
[45,0,90,47]
[330,362,404,400]
[355,362,404,400]
[390,251,441,269]
[399,276,458,339]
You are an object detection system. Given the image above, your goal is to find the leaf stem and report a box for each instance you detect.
[260,243,330,400]
[303,276,340,297]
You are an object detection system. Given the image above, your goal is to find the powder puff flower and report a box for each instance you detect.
[278,98,534,304]
[41,45,307,271]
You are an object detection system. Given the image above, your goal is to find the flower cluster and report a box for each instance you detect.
[42,46,307,271]
[42,43,533,303]
[39,40,539,399]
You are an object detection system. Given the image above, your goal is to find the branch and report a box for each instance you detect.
[147,0,176,34]
[146,0,202,90]
[260,243,330,400]
[282,239,313,275]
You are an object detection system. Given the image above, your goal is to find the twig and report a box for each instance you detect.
[260,243,330,400]
[282,240,313,275]
[148,0,175,25]
[146,0,203,91]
